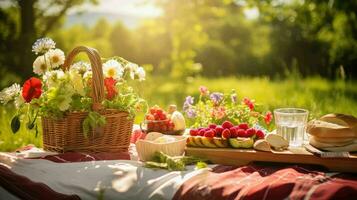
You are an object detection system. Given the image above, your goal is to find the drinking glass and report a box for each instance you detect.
[274,108,309,147]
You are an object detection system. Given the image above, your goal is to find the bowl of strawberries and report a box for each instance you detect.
[141,105,186,135]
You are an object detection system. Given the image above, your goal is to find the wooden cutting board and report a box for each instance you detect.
[185,147,357,173]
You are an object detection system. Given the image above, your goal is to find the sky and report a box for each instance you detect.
[73,0,163,18]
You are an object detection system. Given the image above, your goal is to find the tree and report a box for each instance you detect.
[0,0,97,80]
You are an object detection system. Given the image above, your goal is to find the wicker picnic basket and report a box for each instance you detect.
[42,46,134,153]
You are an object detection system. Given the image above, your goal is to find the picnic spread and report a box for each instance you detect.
[0,39,357,199]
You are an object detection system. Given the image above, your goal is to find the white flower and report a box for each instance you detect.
[14,95,25,109]
[69,70,85,96]
[43,70,65,88]
[45,48,65,69]
[125,62,146,81]
[32,38,56,54]
[103,59,124,80]
[71,61,91,75]
[0,83,21,104]
[136,67,146,81]
[125,62,139,80]
[33,55,49,75]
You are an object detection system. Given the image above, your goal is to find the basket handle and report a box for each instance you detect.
[62,46,105,111]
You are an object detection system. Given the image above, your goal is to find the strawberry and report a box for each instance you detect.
[168,121,175,131]
[209,124,217,129]
[151,123,158,131]
[149,108,157,115]
[145,114,155,121]
[246,128,256,137]
[256,130,265,139]
[215,126,224,137]
[190,129,198,136]
[229,127,238,137]
[204,129,215,138]
[147,122,154,130]
[238,123,249,130]
[153,113,160,120]
[198,129,206,136]
[222,129,231,139]
[160,124,167,131]
[237,129,247,137]
[156,108,164,115]
[222,121,234,129]
[159,113,167,120]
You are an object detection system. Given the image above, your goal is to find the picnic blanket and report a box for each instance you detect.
[1,145,357,200]
[174,164,357,200]
[0,148,212,200]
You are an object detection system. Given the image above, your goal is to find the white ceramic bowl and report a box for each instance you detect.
[135,132,187,161]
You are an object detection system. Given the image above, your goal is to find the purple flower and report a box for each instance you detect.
[210,92,223,105]
[183,96,194,111]
[186,108,197,118]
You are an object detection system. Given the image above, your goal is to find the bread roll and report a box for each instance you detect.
[320,113,357,128]
[312,136,356,144]
[310,137,354,148]
[307,119,355,138]
[318,143,357,152]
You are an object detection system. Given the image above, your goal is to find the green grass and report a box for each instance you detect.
[1,76,356,151]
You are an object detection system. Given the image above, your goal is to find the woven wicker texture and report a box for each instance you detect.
[42,46,133,153]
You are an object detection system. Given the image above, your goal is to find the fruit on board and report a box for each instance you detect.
[222,129,231,139]
[256,130,265,139]
[213,137,229,148]
[215,126,224,137]
[238,123,249,130]
[209,124,217,129]
[189,129,199,136]
[187,121,267,149]
[186,136,197,147]
[236,129,247,137]
[204,129,215,138]
[229,137,254,149]
[246,128,256,137]
[201,137,217,148]
[193,136,205,147]
[222,121,234,129]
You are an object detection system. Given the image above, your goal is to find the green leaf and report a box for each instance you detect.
[27,121,35,130]
[82,111,107,137]
[11,115,21,134]
[35,124,39,138]
[195,161,208,169]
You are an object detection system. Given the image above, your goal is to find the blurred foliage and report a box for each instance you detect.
[0,0,356,87]
[1,0,357,150]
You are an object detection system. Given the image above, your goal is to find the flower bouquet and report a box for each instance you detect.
[183,86,273,130]
[0,38,147,153]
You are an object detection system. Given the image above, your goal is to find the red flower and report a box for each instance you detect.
[211,106,226,119]
[104,77,117,100]
[243,97,254,111]
[22,77,42,102]
[264,111,273,125]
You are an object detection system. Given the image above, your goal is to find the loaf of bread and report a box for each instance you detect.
[307,113,357,152]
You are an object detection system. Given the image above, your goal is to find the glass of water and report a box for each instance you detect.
[274,108,309,147]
